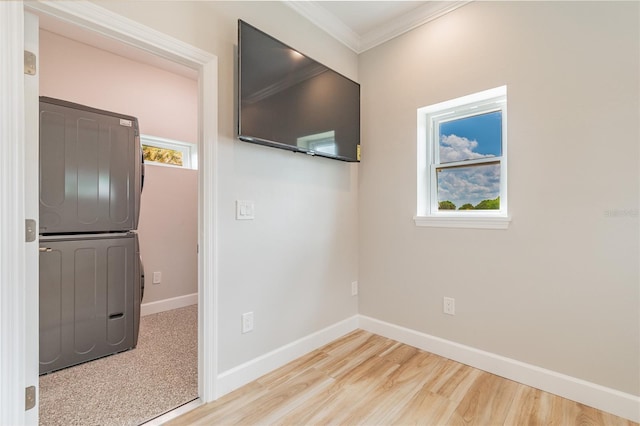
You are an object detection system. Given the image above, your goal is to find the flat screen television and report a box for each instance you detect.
[237,20,361,162]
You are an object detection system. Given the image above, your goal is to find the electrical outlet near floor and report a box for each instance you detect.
[152,271,161,284]
[241,312,254,333]
[351,281,358,296]
[443,297,455,315]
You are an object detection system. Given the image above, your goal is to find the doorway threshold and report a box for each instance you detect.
[142,398,203,425]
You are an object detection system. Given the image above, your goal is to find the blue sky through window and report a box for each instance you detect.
[439,111,502,163]
[437,110,502,209]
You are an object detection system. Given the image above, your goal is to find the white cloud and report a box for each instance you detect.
[439,134,492,163]
[438,164,500,208]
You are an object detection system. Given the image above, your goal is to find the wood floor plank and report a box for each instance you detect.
[448,372,519,425]
[503,383,547,425]
[317,329,374,359]
[419,357,482,403]
[250,348,422,426]
[345,352,443,425]
[256,350,328,388]
[393,390,459,425]
[315,333,396,380]
[300,357,400,425]
[220,367,332,425]
[167,380,268,425]
[246,369,335,425]
[540,390,637,426]
[272,351,399,425]
[169,331,638,426]
[379,341,419,364]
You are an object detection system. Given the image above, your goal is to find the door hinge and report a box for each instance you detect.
[24,50,36,75]
[25,219,37,242]
[25,385,36,411]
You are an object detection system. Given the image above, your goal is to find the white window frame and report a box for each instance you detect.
[141,134,198,170]
[415,86,510,229]
[297,130,337,155]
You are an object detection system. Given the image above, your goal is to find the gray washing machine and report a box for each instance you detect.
[39,97,144,374]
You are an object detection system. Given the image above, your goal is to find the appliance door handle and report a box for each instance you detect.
[139,254,145,301]
[140,146,145,193]
[134,137,143,230]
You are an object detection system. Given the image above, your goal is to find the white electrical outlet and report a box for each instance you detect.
[351,281,358,296]
[241,312,254,333]
[152,271,161,284]
[443,297,455,315]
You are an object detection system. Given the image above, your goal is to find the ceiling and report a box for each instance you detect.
[285,1,470,53]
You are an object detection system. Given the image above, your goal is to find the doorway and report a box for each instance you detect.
[22,2,218,423]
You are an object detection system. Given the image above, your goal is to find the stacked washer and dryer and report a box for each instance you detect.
[38,97,145,375]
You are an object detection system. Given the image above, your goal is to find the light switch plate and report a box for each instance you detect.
[236,200,255,220]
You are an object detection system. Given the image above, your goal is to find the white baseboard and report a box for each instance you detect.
[358,315,640,423]
[216,315,359,398]
[140,293,198,317]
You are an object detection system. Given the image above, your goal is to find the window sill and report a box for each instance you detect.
[414,215,511,229]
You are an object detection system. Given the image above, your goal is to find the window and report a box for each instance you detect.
[141,134,197,170]
[297,130,337,156]
[416,86,509,229]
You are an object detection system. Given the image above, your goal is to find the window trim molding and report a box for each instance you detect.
[141,134,198,169]
[416,86,509,229]
[414,215,511,229]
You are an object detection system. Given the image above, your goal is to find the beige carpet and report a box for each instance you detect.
[39,305,198,426]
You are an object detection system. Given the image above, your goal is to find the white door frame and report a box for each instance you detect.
[0,3,30,424]
[1,2,219,423]
[23,10,40,426]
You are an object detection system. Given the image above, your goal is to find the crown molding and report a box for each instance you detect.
[283,1,362,52]
[360,1,471,52]
[284,1,471,54]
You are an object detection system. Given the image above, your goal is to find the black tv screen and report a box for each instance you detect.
[237,20,361,162]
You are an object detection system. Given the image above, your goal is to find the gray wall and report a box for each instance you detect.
[358,1,639,395]
[95,0,360,372]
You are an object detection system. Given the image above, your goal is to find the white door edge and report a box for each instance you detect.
[11,2,220,423]
[23,9,40,426]
[0,3,29,424]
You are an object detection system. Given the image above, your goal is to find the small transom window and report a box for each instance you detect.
[141,134,197,170]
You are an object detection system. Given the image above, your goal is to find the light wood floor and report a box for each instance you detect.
[169,330,637,426]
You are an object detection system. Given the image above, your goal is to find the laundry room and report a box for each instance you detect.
[37,23,199,425]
